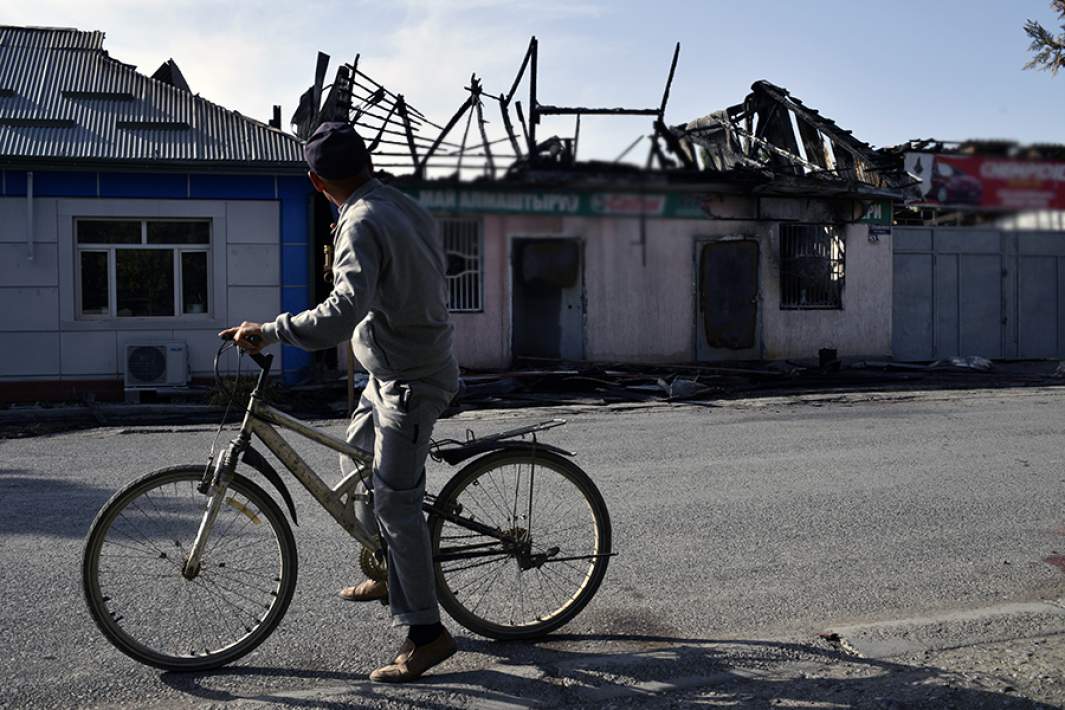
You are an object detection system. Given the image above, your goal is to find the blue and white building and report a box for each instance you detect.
[0,25,317,400]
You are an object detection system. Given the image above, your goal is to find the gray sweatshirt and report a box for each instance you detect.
[261,178,457,387]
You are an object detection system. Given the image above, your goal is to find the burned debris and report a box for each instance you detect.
[289,36,910,196]
[663,81,910,195]
[290,37,683,179]
[448,358,1060,411]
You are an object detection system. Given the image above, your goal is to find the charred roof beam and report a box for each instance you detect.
[537,106,660,116]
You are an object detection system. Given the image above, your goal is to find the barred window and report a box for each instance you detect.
[779,224,845,309]
[440,218,483,312]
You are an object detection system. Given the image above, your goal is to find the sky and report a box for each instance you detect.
[3,0,1064,165]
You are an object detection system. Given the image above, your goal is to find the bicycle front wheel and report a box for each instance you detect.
[82,466,298,671]
[430,450,611,640]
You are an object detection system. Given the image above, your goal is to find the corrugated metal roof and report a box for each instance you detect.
[0,26,303,169]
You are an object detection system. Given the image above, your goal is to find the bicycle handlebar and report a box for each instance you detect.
[248,351,273,372]
[219,332,273,373]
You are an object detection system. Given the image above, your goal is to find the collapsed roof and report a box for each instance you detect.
[889,138,1065,161]
[290,37,681,182]
[292,38,907,199]
[665,81,909,197]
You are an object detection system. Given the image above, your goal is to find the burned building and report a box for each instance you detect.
[295,38,908,371]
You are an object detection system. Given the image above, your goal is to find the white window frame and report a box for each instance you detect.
[74,218,213,321]
[58,199,229,331]
[440,217,484,313]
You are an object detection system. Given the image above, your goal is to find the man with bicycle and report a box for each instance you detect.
[221,122,460,683]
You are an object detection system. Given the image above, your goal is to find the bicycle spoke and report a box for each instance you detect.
[207,568,278,596]
[115,512,171,559]
[193,574,267,625]
[206,501,261,558]
[106,526,168,557]
[214,564,280,579]
[440,553,512,575]
[209,535,273,558]
[469,560,510,615]
[185,583,221,654]
[198,572,275,611]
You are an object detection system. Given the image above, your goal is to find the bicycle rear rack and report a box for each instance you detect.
[463,418,566,444]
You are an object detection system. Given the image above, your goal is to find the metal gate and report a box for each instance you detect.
[893,227,1065,360]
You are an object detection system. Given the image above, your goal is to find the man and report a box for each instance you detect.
[220,122,459,683]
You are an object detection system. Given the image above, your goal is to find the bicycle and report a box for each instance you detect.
[81,338,613,671]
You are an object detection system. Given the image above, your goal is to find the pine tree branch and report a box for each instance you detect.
[1024,1,1065,74]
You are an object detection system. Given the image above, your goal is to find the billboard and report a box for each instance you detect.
[905,152,1065,210]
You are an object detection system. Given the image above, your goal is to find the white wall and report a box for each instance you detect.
[0,197,280,382]
[760,223,893,360]
[448,203,893,368]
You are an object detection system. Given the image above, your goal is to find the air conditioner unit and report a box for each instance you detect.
[124,341,189,389]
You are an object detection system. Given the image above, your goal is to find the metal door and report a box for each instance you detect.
[511,238,584,362]
[696,239,760,360]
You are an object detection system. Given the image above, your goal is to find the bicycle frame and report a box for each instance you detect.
[183,349,522,579]
[247,399,379,547]
[243,400,523,556]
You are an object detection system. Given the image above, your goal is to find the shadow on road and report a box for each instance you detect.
[157,633,1050,708]
[0,470,113,538]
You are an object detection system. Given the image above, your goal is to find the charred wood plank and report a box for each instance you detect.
[538,106,659,116]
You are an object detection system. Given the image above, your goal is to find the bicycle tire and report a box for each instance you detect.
[82,465,298,671]
[429,450,611,641]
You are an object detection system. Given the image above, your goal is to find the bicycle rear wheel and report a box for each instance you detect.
[82,466,297,671]
[429,450,611,640]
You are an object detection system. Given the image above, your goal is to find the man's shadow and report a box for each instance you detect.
[0,471,114,538]
[159,632,1053,708]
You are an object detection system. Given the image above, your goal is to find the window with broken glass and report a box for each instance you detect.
[75,219,211,319]
[440,218,483,312]
[779,224,845,309]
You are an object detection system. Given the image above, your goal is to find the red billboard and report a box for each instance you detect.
[904,152,1065,210]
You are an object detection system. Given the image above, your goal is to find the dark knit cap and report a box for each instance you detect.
[303,122,370,179]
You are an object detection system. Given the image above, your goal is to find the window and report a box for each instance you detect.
[779,224,845,309]
[75,219,211,318]
[440,218,483,312]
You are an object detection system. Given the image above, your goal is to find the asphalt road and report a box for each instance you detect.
[2,387,1064,708]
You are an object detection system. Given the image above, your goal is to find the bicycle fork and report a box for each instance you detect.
[183,442,241,579]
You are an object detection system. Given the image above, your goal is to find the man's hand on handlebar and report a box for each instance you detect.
[218,321,266,354]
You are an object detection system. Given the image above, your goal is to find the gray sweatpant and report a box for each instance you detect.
[340,374,455,626]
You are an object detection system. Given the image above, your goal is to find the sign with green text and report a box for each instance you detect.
[406,187,711,220]
[404,186,891,223]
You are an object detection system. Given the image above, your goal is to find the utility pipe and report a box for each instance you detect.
[26,170,34,261]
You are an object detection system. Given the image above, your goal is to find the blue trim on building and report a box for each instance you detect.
[276,176,314,384]
[280,283,313,382]
[281,285,311,315]
[282,244,310,287]
[2,167,315,385]
[190,173,275,200]
[281,345,312,379]
[34,171,97,197]
[276,175,308,199]
[279,181,310,245]
[100,172,187,198]
[3,170,28,196]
